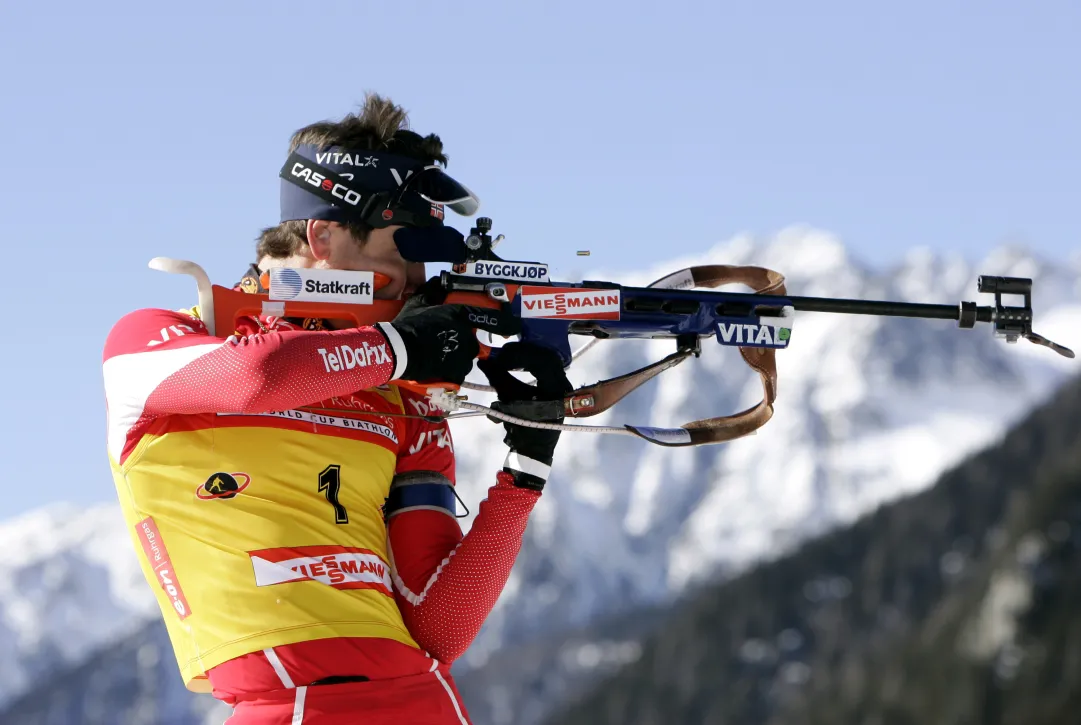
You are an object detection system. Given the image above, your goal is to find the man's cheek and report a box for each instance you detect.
[404,262,427,296]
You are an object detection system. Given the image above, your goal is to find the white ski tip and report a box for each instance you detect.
[149,257,204,276]
[145,257,217,335]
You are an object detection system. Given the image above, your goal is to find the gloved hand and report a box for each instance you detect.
[378,277,519,385]
[477,342,573,491]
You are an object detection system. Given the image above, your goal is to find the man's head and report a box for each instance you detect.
[256,93,450,300]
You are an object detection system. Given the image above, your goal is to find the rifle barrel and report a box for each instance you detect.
[786,295,989,322]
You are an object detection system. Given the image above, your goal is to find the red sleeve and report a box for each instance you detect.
[102,308,401,463]
[386,402,539,664]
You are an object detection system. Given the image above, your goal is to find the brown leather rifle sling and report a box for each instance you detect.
[561,264,788,447]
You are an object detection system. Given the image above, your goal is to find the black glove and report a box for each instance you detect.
[477,342,573,490]
[378,277,519,385]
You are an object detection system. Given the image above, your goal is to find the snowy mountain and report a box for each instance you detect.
[0,503,156,707]
[0,227,1077,722]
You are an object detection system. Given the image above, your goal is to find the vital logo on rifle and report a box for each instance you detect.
[196,472,252,500]
[269,267,374,304]
[716,322,792,348]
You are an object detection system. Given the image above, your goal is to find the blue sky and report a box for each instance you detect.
[0,0,1078,521]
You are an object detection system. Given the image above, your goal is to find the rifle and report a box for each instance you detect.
[150,216,1074,447]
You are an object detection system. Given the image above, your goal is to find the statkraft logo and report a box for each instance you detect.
[269,268,375,304]
[519,287,621,320]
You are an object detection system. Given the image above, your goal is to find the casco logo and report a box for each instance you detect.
[291,162,363,206]
[272,268,303,300]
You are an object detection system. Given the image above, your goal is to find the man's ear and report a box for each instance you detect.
[306,219,333,260]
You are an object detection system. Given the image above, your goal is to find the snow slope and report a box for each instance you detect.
[0,503,156,706]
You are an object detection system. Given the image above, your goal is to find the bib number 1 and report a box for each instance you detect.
[318,464,349,524]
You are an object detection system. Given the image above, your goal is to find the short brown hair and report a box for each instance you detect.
[255,93,449,261]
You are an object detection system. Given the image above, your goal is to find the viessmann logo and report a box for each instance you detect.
[519,287,621,320]
[269,267,375,304]
[248,545,393,595]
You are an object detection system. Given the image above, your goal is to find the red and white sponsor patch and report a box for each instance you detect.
[248,545,393,596]
[519,287,621,320]
[135,517,192,620]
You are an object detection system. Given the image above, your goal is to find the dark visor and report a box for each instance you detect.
[394,165,480,217]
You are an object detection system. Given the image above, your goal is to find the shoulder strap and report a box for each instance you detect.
[563,264,787,447]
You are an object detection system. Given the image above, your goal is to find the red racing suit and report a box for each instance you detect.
[102,303,540,724]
